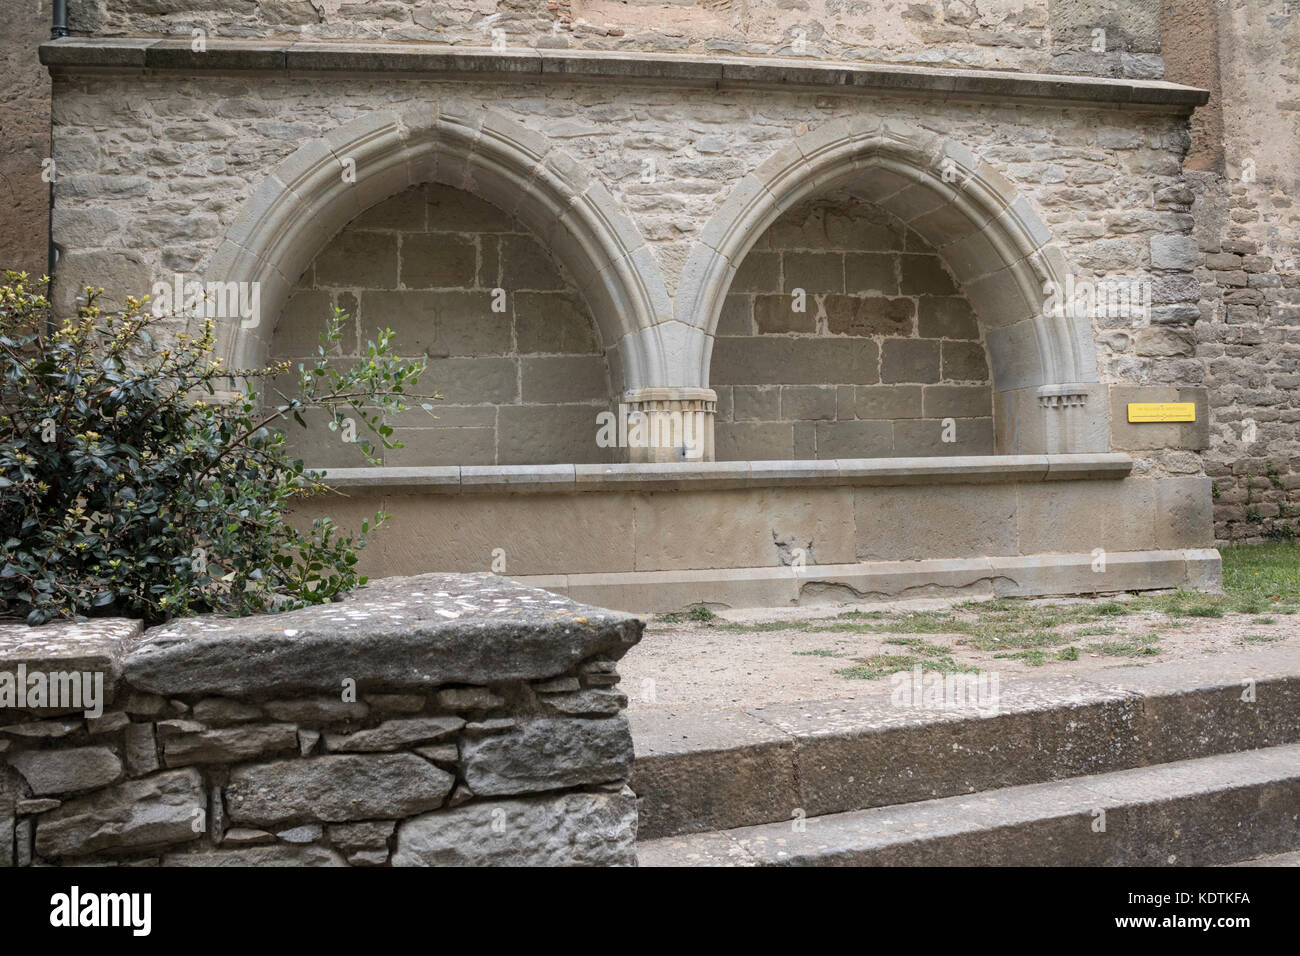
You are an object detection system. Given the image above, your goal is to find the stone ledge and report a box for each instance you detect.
[124,573,642,698]
[38,39,1210,111]
[320,453,1135,496]
[516,548,1221,612]
[0,619,139,710]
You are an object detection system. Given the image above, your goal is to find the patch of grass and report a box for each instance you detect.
[715,619,796,632]
[881,637,954,657]
[834,653,979,681]
[1252,617,1277,626]
[1086,633,1163,658]
[818,610,965,635]
[793,648,843,658]
[709,545,1297,661]
[1221,540,1300,608]
[993,650,1048,666]
[967,629,1073,652]
[1242,634,1284,644]
[1075,543,1300,623]
[991,646,1080,666]
[834,654,920,680]
[657,605,720,625]
[1093,601,1131,616]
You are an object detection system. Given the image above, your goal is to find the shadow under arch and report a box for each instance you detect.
[200,103,672,393]
[678,116,1100,406]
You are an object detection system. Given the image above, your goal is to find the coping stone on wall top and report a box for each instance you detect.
[123,573,643,699]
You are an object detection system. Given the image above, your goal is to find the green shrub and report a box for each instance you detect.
[0,272,433,625]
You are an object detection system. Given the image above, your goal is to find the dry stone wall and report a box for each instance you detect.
[0,574,642,867]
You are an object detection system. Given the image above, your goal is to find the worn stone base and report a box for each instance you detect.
[516,549,1222,613]
[305,457,1220,613]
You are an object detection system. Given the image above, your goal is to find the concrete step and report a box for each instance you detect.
[637,743,1300,866]
[630,648,1300,840]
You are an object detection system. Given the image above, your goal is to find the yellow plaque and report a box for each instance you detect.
[1127,402,1196,423]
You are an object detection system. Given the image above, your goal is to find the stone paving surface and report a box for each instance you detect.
[622,595,1300,713]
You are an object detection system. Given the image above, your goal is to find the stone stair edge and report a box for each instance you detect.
[630,645,1300,758]
[637,742,1300,867]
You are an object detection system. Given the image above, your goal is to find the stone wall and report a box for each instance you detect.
[271,182,611,467]
[712,192,993,460]
[45,70,1199,404]
[64,0,1165,77]
[1161,0,1300,542]
[0,574,642,867]
[0,1,51,275]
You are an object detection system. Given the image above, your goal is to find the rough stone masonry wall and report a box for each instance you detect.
[47,74,1200,417]
[0,2,52,275]
[270,182,612,467]
[64,0,1163,77]
[712,191,993,461]
[1162,0,1300,542]
[0,574,642,867]
[0,0,1176,272]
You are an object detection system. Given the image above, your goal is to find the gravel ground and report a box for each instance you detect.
[620,593,1300,712]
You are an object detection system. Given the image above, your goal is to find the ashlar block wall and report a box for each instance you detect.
[270,187,997,467]
[711,192,993,460]
[271,183,612,467]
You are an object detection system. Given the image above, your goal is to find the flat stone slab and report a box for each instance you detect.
[124,573,642,697]
[0,618,138,707]
[38,39,1210,110]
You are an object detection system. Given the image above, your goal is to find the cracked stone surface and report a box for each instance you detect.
[124,573,642,697]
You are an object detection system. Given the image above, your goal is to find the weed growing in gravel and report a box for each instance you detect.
[1084,633,1162,657]
[835,653,979,680]
[666,544,1297,674]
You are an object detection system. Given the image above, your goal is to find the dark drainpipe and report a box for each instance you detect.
[52,0,69,38]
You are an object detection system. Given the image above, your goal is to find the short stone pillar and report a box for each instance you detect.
[619,387,716,463]
[0,574,643,867]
